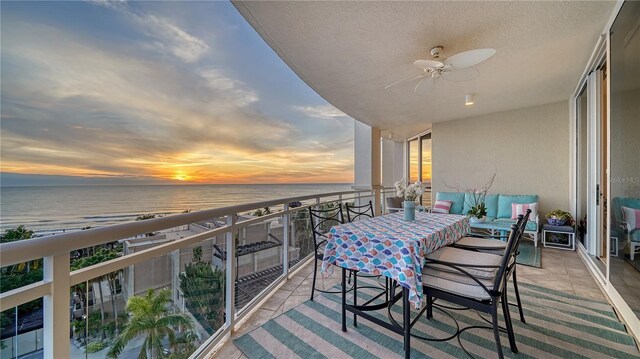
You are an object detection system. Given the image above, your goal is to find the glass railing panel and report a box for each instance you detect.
[234,215,285,313]
[0,300,43,359]
[290,207,313,270]
[72,236,224,359]
[1,251,44,359]
[70,267,126,359]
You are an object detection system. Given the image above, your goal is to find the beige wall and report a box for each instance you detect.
[432,101,570,216]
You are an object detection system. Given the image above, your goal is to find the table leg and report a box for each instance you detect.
[341,267,347,332]
[403,287,410,359]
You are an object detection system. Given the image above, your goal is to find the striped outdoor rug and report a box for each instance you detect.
[234,279,640,358]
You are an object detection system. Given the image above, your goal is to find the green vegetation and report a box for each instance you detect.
[86,340,107,353]
[71,248,122,339]
[107,288,194,359]
[179,246,225,333]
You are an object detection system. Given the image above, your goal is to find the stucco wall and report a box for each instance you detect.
[432,101,570,216]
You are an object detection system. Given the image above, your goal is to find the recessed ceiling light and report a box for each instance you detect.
[465,94,475,106]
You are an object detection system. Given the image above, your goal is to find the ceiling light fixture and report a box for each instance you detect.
[465,94,475,106]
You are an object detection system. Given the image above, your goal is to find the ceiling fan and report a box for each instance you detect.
[385,46,496,92]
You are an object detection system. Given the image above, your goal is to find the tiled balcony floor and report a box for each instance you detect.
[208,248,626,359]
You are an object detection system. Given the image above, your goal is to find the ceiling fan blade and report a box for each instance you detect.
[441,66,479,82]
[413,59,444,70]
[414,76,434,93]
[385,74,426,89]
[444,48,496,69]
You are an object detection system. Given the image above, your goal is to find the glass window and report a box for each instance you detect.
[408,139,419,183]
[608,0,640,318]
[576,84,589,248]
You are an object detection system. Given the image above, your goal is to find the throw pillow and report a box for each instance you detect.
[621,206,640,231]
[511,202,538,220]
[432,200,453,214]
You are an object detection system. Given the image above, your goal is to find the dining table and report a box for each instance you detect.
[321,211,470,359]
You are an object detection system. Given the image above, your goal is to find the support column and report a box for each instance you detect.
[43,253,70,359]
[354,122,382,215]
[382,139,406,187]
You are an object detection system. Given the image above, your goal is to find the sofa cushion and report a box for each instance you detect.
[497,194,539,219]
[612,197,640,226]
[511,202,538,220]
[622,206,640,231]
[462,194,499,218]
[436,192,465,215]
[432,200,453,214]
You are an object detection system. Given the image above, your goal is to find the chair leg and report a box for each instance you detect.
[341,268,347,332]
[426,292,433,320]
[491,301,504,359]
[310,257,318,301]
[502,291,518,354]
[512,267,526,323]
[353,271,358,327]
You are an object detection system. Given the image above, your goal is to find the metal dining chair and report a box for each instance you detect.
[422,210,530,359]
[308,205,354,301]
[345,200,374,222]
[451,223,528,323]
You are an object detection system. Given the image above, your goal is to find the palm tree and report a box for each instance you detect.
[107,288,193,359]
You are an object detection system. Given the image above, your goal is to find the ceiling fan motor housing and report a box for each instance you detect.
[430,46,444,59]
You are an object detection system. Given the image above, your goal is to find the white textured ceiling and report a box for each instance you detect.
[234,1,615,139]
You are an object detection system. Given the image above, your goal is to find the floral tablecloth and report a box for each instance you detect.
[321,212,470,309]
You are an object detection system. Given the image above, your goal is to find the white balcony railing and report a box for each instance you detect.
[0,189,392,359]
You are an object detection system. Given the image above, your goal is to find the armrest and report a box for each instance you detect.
[467,232,509,240]
[425,257,500,269]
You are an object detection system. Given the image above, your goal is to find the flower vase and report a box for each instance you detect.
[404,201,416,222]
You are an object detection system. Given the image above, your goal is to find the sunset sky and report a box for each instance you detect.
[0,1,355,184]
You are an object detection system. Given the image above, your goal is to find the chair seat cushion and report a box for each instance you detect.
[425,246,502,279]
[454,236,507,250]
[422,268,493,301]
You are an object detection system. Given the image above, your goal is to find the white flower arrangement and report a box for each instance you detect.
[394,179,424,201]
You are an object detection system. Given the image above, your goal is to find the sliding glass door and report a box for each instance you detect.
[608,0,640,318]
[407,133,432,205]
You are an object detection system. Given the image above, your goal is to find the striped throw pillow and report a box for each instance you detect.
[621,206,640,230]
[432,200,453,214]
[511,202,537,220]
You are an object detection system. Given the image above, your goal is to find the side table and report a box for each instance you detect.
[542,224,575,250]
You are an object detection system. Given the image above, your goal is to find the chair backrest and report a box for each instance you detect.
[346,200,374,222]
[493,209,531,294]
[612,197,640,229]
[386,197,403,212]
[308,205,345,249]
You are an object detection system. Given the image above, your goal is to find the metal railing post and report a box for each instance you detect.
[283,204,290,276]
[225,214,237,332]
[43,253,70,359]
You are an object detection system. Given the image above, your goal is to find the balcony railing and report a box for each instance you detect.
[0,188,395,359]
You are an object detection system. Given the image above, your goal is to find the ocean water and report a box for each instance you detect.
[0,184,352,235]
